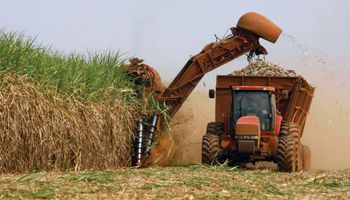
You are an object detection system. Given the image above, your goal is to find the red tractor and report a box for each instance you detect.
[202,76,314,172]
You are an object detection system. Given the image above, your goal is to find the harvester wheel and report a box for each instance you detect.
[276,122,302,172]
[302,145,311,171]
[202,134,220,165]
[206,122,224,136]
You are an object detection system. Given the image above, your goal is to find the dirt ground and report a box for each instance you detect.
[170,88,350,170]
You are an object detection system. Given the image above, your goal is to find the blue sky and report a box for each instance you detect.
[0,0,349,86]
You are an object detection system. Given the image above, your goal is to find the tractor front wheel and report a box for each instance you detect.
[206,122,224,136]
[202,134,220,165]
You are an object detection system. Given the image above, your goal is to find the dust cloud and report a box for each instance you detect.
[169,88,350,170]
[170,91,215,165]
[302,91,350,170]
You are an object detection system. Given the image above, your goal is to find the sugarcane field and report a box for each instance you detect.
[1,1,350,200]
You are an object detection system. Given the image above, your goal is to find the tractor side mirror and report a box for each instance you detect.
[209,89,215,98]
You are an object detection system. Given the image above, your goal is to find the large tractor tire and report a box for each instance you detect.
[276,122,302,172]
[206,122,224,136]
[279,121,290,137]
[302,145,311,171]
[202,134,220,165]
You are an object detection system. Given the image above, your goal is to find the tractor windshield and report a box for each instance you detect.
[233,91,272,131]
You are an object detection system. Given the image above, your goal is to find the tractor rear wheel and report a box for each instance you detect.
[279,121,289,137]
[202,134,220,165]
[302,145,311,171]
[206,122,224,136]
[276,122,302,172]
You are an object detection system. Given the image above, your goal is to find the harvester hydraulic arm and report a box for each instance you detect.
[159,27,266,117]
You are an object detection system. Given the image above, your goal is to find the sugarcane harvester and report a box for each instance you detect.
[128,12,314,172]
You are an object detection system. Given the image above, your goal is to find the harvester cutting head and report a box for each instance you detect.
[237,12,282,43]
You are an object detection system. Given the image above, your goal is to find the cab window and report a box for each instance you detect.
[233,91,272,131]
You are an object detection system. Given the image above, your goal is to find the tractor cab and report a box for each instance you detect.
[231,86,276,133]
[227,86,280,157]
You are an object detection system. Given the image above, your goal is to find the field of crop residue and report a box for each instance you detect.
[1,166,350,199]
